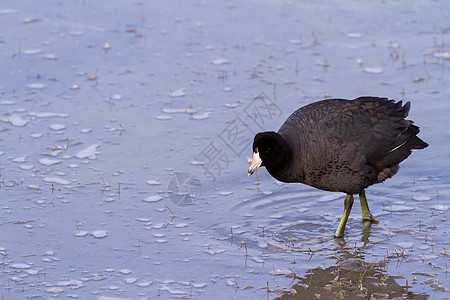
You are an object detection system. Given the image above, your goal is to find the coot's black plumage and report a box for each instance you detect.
[248,97,428,238]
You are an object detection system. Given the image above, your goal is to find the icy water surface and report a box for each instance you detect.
[1,0,449,299]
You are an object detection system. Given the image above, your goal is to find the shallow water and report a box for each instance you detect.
[1,0,449,299]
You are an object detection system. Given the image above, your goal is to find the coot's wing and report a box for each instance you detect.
[314,97,412,165]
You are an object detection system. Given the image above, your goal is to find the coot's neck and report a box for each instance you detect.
[265,136,294,183]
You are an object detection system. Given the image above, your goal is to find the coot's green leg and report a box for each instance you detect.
[359,190,379,224]
[334,194,354,238]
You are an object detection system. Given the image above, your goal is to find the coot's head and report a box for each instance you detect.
[248,131,289,176]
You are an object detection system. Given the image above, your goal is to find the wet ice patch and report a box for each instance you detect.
[169,89,186,98]
[390,41,400,48]
[30,112,70,118]
[45,287,64,294]
[413,195,432,201]
[156,115,172,120]
[27,83,46,89]
[364,66,383,74]
[125,278,138,284]
[137,281,153,287]
[0,100,16,105]
[13,156,27,163]
[218,191,233,196]
[270,213,284,219]
[397,242,413,249]
[179,232,193,237]
[47,150,62,157]
[162,107,195,114]
[43,177,70,185]
[43,53,58,60]
[431,205,448,211]
[226,279,236,286]
[434,52,450,59]
[136,217,151,222]
[38,158,61,166]
[11,263,32,269]
[258,240,268,249]
[111,94,122,100]
[191,112,211,120]
[22,49,43,55]
[74,231,89,237]
[25,269,40,275]
[75,144,99,159]
[225,102,239,108]
[190,160,205,166]
[144,195,163,203]
[91,230,108,238]
[347,32,362,38]
[270,267,291,275]
[20,165,34,170]
[57,280,81,287]
[416,177,431,181]
[161,286,189,296]
[211,58,231,65]
[146,180,161,185]
[152,223,165,229]
[49,123,66,131]
[1,115,28,126]
[175,223,188,228]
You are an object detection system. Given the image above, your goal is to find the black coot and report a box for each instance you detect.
[248,97,428,238]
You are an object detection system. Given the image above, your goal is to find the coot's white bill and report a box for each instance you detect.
[248,151,262,176]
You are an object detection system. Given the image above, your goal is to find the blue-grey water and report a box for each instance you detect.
[1,1,449,299]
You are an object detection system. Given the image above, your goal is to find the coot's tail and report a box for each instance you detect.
[374,124,428,182]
